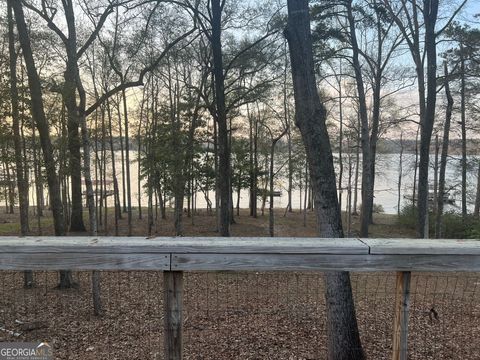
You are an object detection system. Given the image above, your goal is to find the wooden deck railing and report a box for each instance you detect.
[0,237,479,360]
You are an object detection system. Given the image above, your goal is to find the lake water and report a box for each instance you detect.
[28,152,479,215]
[112,152,480,214]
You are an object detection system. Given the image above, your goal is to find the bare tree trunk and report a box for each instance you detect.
[8,2,32,287]
[144,83,153,235]
[74,57,102,314]
[337,61,344,214]
[168,62,185,236]
[308,178,313,210]
[228,117,235,225]
[106,99,120,236]
[81,111,102,315]
[436,62,453,238]
[303,163,307,227]
[120,89,132,235]
[353,112,360,215]
[101,108,108,233]
[269,127,288,237]
[20,96,30,218]
[236,176,241,217]
[95,110,101,230]
[417,0,439,239]
[148,181,153,236]
[284,1,364,358]
[366,7,386,227]
[59,104,70,228]
[347,138,352,236]
[474,162,480,218]
[58,0,86,234]
[147,78,158,234]
[190,169,193,218]
[269,151,275,236]
[116,96,127,216]
[385,0,443,238]
[397,133,404,216]
[248,102,255,216]
[157,182,166,220]
[346,0,372,238]
[4,155,15,215]
[2,163,8,214]
[211,0,230,237]
[32,126,43,220]
[155,187,159,225]
[9,0,65,232]
[64,77,84,231]
[65,97,85,232]
[137,98,144,221]
[287,129,293,213]
[253,111,259,218]
[261,155,268,216]
[460,46,467,218]
[11,0,70,289]
[413,128,419,207]
[433,135,439,214]
[299,161,303,212]
[284,45,293,214]
[213,113,220,230]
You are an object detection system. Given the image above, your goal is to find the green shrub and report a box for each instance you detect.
[398,204,418,229]
[440,211,467,238]
[398,204,480,239]
[358,203,385,215]
[372,203,385,214]
[466,226,480,239]
[434,211,480,239]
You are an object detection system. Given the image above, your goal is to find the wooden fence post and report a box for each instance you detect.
[392,271,411,360]
[164,271,184,360]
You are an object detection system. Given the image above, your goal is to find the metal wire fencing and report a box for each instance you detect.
[1,271,479,359]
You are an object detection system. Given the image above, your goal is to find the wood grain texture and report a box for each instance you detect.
[171,254,480,272]
[0,253,170,270]
[0,237,479,271]
[164,271,183,360]
[364,238,480,255]
[392,271,411,360]
[0,236,368,254]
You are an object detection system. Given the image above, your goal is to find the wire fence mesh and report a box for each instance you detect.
[0,271,479,359]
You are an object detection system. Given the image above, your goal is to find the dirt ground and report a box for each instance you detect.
[0,208,478,359]
[0,206,416,238]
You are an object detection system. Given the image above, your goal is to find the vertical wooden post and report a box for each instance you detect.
[164,271,184,360]
[392,271,411,360]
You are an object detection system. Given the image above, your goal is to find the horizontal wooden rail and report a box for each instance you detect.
[1,236,479,360]
[0,237,478,271]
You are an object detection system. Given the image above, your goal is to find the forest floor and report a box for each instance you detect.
[0,208,478,359]
[0,206,416,238]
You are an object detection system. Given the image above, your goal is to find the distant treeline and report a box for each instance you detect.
[91,136,480,155]
[369,138,480,155]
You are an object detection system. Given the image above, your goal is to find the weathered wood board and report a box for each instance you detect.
[364,238,480,255]
[0,237,479,271]
[171,254,480,271]
[0,237,367,254]
[0,253,170,270]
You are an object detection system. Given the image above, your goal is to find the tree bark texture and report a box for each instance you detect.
[417,0,439,238]
[435,62,453,238]
[211,0,230,236]
[346,0,373,237]
[284,1,364,358]
[10,0,65,237]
